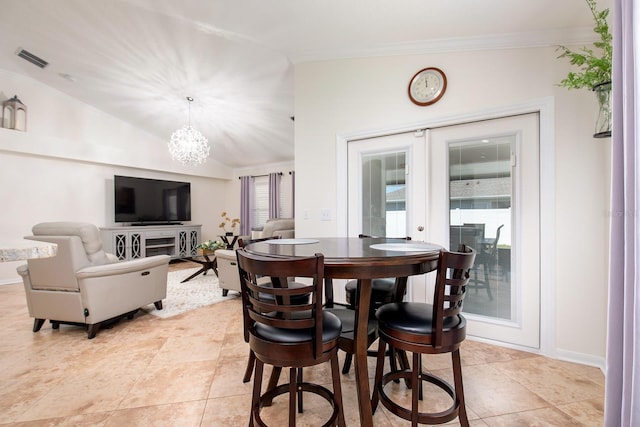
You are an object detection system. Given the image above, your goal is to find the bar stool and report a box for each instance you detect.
[237,250,345,427]
[372,245,476,426]
[341,234,412,375]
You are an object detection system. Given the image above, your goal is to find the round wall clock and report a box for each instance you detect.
[408,67,447,106]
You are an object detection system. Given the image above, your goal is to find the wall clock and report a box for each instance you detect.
[408,67,447,106]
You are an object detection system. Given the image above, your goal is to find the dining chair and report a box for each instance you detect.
[340,234,412,375]
[468,224,504,300]
[236,249,345,427]
[232,235,307,385]
[371,245,476,427]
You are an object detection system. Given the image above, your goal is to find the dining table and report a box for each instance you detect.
[243,236,442,427]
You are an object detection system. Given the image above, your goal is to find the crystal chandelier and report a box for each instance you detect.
[168,96,210,166]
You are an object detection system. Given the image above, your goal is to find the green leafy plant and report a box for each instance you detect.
[557,0,612,89]
[197,240,225,251]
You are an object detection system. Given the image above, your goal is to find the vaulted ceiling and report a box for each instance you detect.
[0,0,605,168]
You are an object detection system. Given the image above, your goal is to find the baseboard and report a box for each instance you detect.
[0,279,21,286]
[467,336,605,374]
[555,348,606,374]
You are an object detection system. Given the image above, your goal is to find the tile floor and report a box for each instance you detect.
[0,262,604,426]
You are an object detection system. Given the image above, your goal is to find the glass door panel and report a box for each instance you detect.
[449,138,512,320]
[361,151,407,237]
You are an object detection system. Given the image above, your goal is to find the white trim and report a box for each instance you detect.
[336,97,556,357]
[291,27,597,63]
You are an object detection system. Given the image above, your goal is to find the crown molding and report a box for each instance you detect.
[289,27,597,63]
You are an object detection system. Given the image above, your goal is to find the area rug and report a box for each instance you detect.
[143,267,238,319]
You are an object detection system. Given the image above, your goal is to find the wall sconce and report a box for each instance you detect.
[2,95,27,131]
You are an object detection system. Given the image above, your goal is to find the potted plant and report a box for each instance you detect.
[196,239,225,255]
[556,0,612,138]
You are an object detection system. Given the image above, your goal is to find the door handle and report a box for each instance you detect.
[417,225,424,231]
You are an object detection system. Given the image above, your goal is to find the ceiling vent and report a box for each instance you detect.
[16,48,48,69]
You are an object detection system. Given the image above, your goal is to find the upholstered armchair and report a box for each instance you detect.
[215,248,241,296]
[17,222,170,339]
[256,218,294,239]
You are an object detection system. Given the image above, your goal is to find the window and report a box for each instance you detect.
[251,176,285,228]
[253,176,269,227]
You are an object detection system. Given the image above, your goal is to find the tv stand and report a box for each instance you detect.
[131,222,183,226]
[101,224,201,261]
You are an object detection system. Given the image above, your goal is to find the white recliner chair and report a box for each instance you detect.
[257,218,294,239]
[17,222,170,339]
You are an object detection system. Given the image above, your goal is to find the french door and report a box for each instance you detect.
[347,113,540,348]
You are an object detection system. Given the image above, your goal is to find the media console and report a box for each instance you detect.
[101,224,201,261]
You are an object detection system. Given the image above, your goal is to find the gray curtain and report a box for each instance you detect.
[605,0,640,425]
[239,176,251,236]
[268,172,281,219]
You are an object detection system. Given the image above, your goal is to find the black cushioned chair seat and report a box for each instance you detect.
[376,302,465,336]
[254,311,342,343]
[344,278,396,307]
[345,277,395,293]
[326,305,378,335]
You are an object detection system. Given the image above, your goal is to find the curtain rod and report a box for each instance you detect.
[238,172,282,179]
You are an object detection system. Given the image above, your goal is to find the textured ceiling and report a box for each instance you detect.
[0,0,606,168]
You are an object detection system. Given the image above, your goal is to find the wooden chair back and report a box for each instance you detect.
[236,249,325,359]
[432,244,476,348]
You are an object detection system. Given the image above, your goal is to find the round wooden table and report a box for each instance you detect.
[244,237,442,427]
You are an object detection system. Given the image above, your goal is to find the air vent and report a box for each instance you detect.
[16,48,48,69]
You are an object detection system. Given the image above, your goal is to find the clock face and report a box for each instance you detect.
[408,67,447,106]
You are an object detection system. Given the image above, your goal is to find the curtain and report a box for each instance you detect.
[239,176,251,236]
[605,0,640,425]
[268,172,281,219]
[291,171,295,218]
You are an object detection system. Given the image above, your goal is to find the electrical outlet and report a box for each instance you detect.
[320,208,331,221]
[303,209,309,219]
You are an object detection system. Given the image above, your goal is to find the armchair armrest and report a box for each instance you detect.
[76,255,170,279]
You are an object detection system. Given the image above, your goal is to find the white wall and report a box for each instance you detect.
[294,47,610,364]
[0,71,232,283]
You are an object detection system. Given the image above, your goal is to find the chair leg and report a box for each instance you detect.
[263,367,282,406]
[483,263,493,300]
[289,367,297,427]
[297,367,303,414]
[452,349,469,427]
[371,339,387,413]
[32,318,45,332]
[388,347,400,383]
[341,353,353,374]
[87,322,101,339]
[411,352,420,426]
[413,353,424,401]
[250,359,264,427]
[330,351,347,427]
[243,351,256,383]
[397,349,412,388]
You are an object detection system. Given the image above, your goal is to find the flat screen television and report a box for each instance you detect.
[114,175,191,224]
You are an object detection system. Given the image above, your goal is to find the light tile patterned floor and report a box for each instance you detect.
[0,263,604,426]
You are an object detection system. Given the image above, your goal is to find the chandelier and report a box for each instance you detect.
[168,96,210,166]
